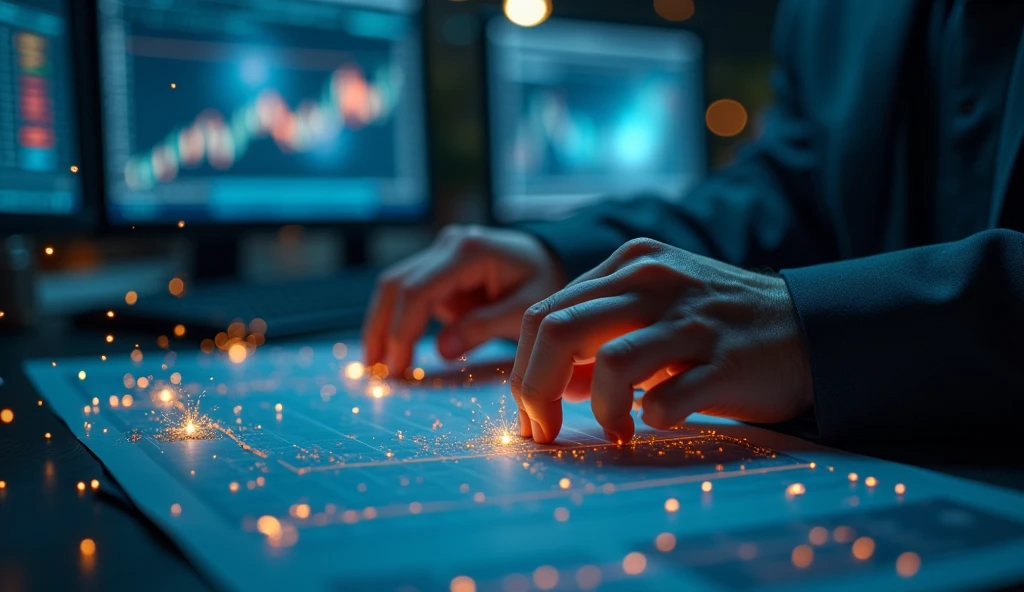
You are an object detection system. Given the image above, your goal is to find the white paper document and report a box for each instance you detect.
[25,339,1024,591]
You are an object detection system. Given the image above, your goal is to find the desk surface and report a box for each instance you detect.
[1,319,1022,592]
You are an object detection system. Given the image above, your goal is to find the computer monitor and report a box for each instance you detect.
[0,0,88,232]
[95,0,429,228]
[486,18,705,223]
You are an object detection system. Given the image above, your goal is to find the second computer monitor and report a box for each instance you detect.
[96,0,429,227]
[487,18,705,223]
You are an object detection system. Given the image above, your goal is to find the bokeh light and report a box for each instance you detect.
[504,0,551,27]
[654,0,695,22]
[705,99,748,137]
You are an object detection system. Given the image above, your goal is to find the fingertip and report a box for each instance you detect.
[603,416,634,445]
[437,331,464,360]
[518,409,532,437]
[530,419,546,443]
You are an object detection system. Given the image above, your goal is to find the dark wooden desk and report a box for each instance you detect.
[1,318,1022,591]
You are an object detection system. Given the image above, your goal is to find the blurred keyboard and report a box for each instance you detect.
[79,270,378,339]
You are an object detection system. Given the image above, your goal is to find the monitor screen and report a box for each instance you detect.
[97,0,428,226]
[0,0,81,216]
[487,18,705,222]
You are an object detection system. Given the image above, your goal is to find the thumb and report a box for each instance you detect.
[639,365,718,430]
[436,287,532,359]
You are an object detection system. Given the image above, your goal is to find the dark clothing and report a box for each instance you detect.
[521,0,1024,449]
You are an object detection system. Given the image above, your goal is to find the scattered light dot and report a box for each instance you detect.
[256,515,281,538]
[786,483,806,497]
[791,544,814,568]
[558,478,571,490]
[412,367,425,380]
[168,277,184,297]
[853,536,876,560]
[185,422,196,436]
[293,504,311,519]
[701,481,713,492]
[896,551,921,577]
[38,400,42,406]
[865,476,878,487]
[170,82,176,88]
[653,0,694,22]
[664,498,680,512]
[331,342,348,359]
[706,99,748,137]
[809,462,817,468]
[409,501,422,514]
[848,472,859,482]
[44,246,54,255]
[121,394,133,407]
[200,339,215,354]
[575,565,601,590]
[90,479,100,490]
[351,407,360,414]
[70,165,79,173]
[371,385,385,398]
[622,552,647,575]
[44,432,51,439]
[177,220,185,228]
[125,291,138,305]
[229,481,239,493]
[503,0,551,27]
[0,409,12,423]
[78,370,86,380]
[450,575,476,592]
[105,334,114,343]
[532,566,558,590]
[345,362,365,380]
[228,343,248,364]
[895,483,906,495]
[173,324,186,337]
[473,492,486,503]
[655,532,676,552]
[0,480,6,489]
[135,375,148,387]
[274,403,283,412]
[833,525,855,543]
[554,507,569,522]
[80,539,96,556]
[500,433,512,445]
[170,503,182,516]
[76,481,86,491]
[809,526,828,545]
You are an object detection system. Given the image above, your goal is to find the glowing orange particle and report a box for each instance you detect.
[701,481,713,492]
[896,551,921,577]
[106,310,115,318]
[532,566,559,590]
[76,481,86,491]
[412,367,425,380]
[895,483,906,495]
[228,343,247,364]
[0,481,6,489]
[664,498,680,512]
[848,472,859,482]
[653,0,694,22]
[808,526,828,546]
[228,481,239,493]
[90,479,100,490]
[852,536,876,560]
[44,246,54,255]
[865,476,878,487]
[121,394,134,407]
[168,277,185,296]
[173,324,186,337]
[80,539,96,556]
[125,291,138,305]
[558,478,571,490]
[655,532,676,552]
[786,483,806,497]
[450,575,476,592]
[554,507,569,522]
[0,409,12,423]
[791,544,814,568]
[170,503,181,516]
[256,515,281,538]
[706,99,748,137]
[622,552,646,575]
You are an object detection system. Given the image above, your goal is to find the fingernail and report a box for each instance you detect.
[438,333,462,357]
[530,420,545,443]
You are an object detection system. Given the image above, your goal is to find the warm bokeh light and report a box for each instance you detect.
[135,375,148,387]
[622,552,646,575]
[664,497,680,512]
[412,367,425,380]
[655,532,676,552]
[558,478,571,490]
[228,343,248,364]
[122,394,134,407]
[0,409,12,423]
[0,481,6,489]
[895,483,906,495]
[229,481,239,493]
[109,395,119,407]
[345,362,365,380]
[848,472,858,482]
[808,526,828,545]
[852,536,876,560]
[503,0,551,27]
[106,310,115,318]
[256,515,281,538]
[833,525,855,543]
[90,479,100,490]
[173,324,186,337]
[786,483,806,497]
[44,246,54,255]
[705,99,748,137]
[332,342,348,359]
[532,566,558,590]
[80,538,96,556]
[896,551,921,577]
[653,0,694,22]
[105,334,114,343]
[701,481,713,492]
[125,290,138,305]
[76,481,86,491]
[865,476,878,487]
[575,565,601,590]
[200,339,215,354]
[177,220,185,228]
[791,544,814,568]
[450,575,476,592]
[78,370,86,380]
[70,165,79,173]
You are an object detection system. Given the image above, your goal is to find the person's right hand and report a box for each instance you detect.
[362,225,567,375]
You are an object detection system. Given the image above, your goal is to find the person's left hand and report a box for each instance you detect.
[509,238,814,444]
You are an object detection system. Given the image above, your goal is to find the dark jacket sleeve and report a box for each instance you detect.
[521,1,838,279]
[781,229,1024,446]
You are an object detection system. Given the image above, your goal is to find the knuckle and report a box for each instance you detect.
[454,226,487,254]
[538,309,576,339]
[518,378,545,401]
[522,301,549,329]
[596,340,634,373]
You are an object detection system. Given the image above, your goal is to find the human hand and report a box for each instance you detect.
[509,238,814,444]
[362,226,566,373]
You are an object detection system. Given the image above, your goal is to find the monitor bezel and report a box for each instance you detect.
[0,0,100,235]
[480,14,709,226]
[84,0,436,236]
